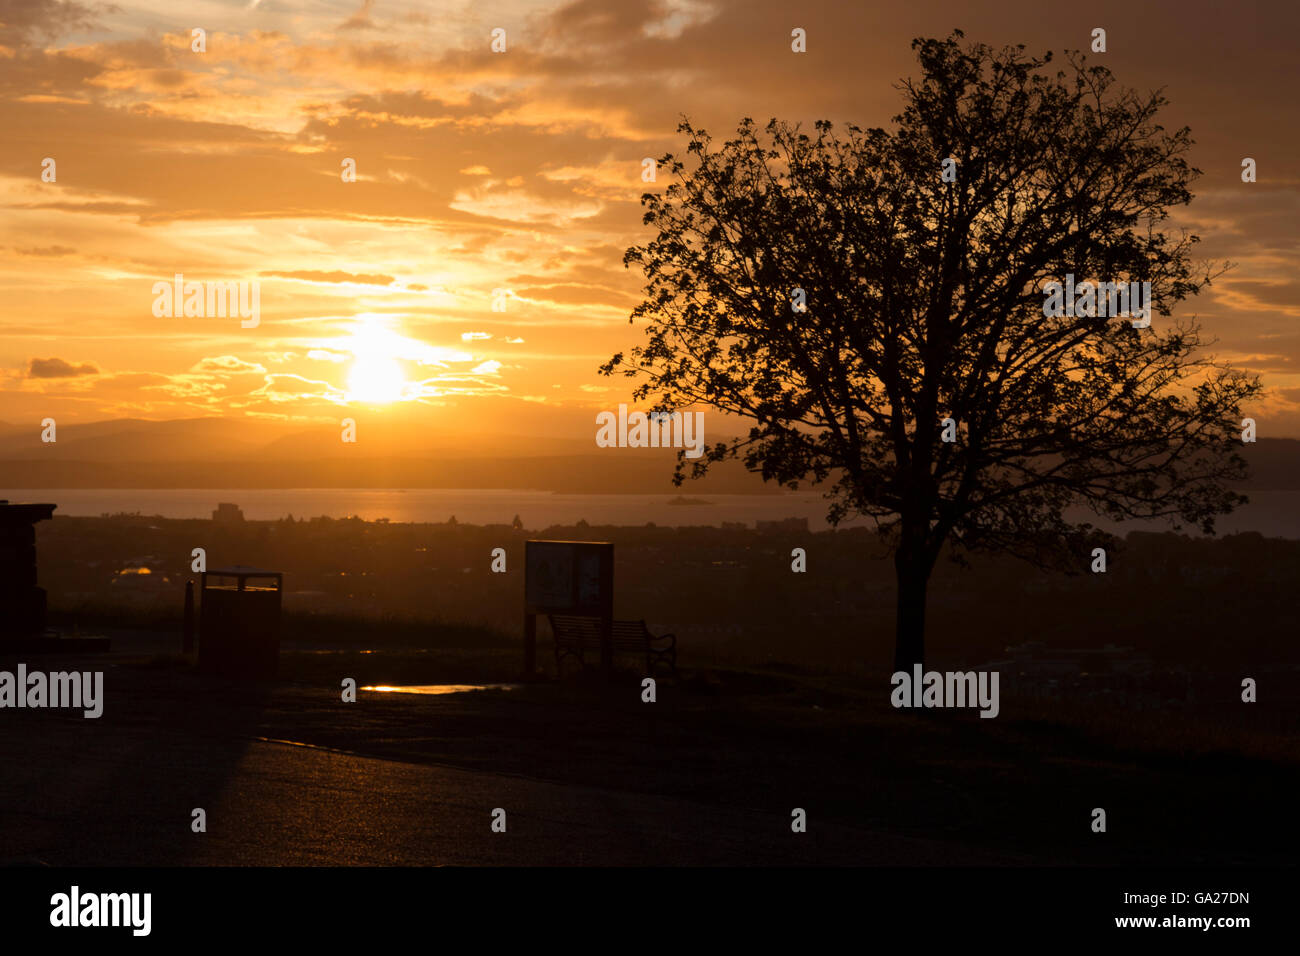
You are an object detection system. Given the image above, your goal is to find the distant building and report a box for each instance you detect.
[213,503,245,522]
[980,641,1181,706]
[997,640,1153,677]
[756,517,808,534]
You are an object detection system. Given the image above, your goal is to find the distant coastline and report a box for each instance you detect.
[8,487,1300,537]
[9,488,835,530]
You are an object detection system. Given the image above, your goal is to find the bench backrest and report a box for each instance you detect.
[550,615,647,644]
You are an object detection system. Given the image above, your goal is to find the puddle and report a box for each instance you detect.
[293,649,433,654]
[359,683,520,696]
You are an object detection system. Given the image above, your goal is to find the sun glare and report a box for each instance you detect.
[342,321,413,403]
[331,317,478,404]
[347,354,406,403]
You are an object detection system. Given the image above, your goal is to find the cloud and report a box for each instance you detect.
[0,0,105,47]
[12,245,77,257]
[249,373,347,405]
[191,356,267,374]
[514,282,639,308]
[449,186,604,225]
[1213,278,1300,317]
[147,376,226,398]
[28,356,98,378]
[5,0,1300,436]
[339,0,376,32]
[259,270,396,286]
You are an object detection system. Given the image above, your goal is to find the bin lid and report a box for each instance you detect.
[207,565,282,578]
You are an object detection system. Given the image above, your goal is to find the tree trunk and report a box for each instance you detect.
[893,526,931,673]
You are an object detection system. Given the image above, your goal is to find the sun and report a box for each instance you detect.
[342,320,413,403]
[347,354,406,403]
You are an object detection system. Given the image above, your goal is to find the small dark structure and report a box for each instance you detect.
[198,566,282,679]
[212,502,245,522]
[0,501,55,643]
[523,540,614,677]
[0,501,110,652]
[182,579,196,654]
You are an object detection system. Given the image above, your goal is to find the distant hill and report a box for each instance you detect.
[0,417,282,461]
[0,406,656,462]
[0,454,777,494]
[1,414,1297,493]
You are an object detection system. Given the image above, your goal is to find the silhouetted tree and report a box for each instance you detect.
[604,32,1261,670]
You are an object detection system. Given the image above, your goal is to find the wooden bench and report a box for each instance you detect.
[548,614,677,674]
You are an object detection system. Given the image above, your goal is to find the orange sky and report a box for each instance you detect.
[2,0,1298,434]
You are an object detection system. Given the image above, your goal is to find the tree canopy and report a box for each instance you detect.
[604,32,1261,668]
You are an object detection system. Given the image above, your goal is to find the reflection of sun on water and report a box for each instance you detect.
[360,684,520,695]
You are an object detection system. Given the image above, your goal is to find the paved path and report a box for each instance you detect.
[0,717,1025,865]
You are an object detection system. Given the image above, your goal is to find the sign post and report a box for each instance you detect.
[523,540,614,678]
[523,610,536,676]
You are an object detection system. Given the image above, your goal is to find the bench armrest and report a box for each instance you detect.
[648,630,675,649]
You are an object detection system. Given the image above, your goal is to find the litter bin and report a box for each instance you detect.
[198,566,283,679]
